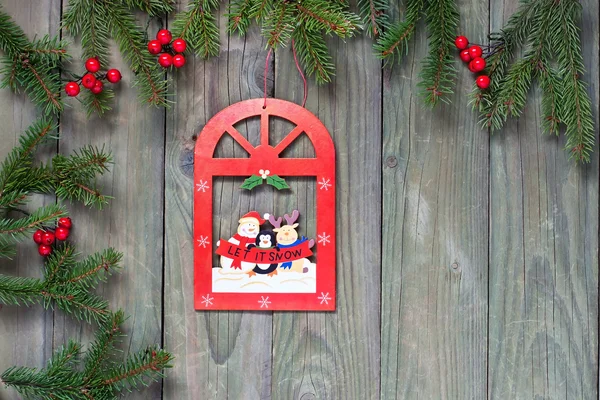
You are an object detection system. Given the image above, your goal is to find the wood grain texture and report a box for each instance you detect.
[380,0,489,398]
[0,2,61,399]
[162,4,273,397]
[271,25,382,400]
[487,0,599,398]
[50,8,166,400]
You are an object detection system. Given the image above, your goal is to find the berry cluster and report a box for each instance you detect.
[454,36,490,89]
[33,217,72,257]
[147,29,187,69]
[65,58,122,97]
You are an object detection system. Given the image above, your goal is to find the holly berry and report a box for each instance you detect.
[65,82,80,97]
[469,57,486,72]
[476,75,491,89]
[55,227,70,241]
[156,29,172,45]
[172,38,187,53]
[106,69,122,83]
[158,53,173,68]
[468,45,483,59]
[58,217,72,229]
[33,229,44,244]
[85,57,101,73]
[173,54,186,68]
[455,35,469,50]
[38,245,52,257]
[148,39,162,55]
[81,73,97,89]
[91,80,103,94]
[41,231,55,245]
[459,49,471,63]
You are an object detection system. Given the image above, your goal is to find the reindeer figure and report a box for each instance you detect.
[269,210,315,273]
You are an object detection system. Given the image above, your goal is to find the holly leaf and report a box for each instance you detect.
[240,175,263,190]
[266,175,290,190]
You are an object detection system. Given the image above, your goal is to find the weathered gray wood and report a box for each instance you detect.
[162,5,273,398]
[487,0,599,398]
[50,9,166,400]
[380,0,489,398]
[270,28,382,400]
[0,2,61,399]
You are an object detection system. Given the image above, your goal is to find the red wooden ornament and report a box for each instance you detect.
[194,98,336,311]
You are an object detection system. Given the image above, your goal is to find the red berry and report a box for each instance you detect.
[85,57,101,73]
[65,82,80,97]
[468,45,483,59]
[455,35,469,50]
[172,38,187,53]
[106,69,122,83]
[459,49,471,63]
[158,53,173,68]
[173,54,186,68]
[469,57,486,72]
[33,229,44,244]
[91,80,103,94]
[41,231,55,245]
[147,39,162,55]
[58,217,72,229]
[476,75,491,89]
[55,227,70,241]
[156,29,172,45]
[38,245,52,257]
[82,73,97,89]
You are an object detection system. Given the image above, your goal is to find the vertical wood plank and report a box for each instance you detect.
[52,11,166,400]
[163,6,273,398]
[380,0,489,398]
[0,2,61,398]
[270,24,382,400]
[487,0,599,398]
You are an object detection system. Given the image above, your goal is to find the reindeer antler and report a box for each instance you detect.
[284,210,300,225]
[268,214,283,228]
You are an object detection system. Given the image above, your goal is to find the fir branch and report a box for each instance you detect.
[375,0,425,61]
[172,0,220,59]
[62,248,122,289]
[292,25,334,84]
[101,347,173,390]
[121,0,175,16]
[81,89,115,116]
[418,0,459,105]
[358,0,389,37]
[295,0,360,38]
[538,65,561,135]
[0,275,43,306]
[227,0,254,35]
[249,0,274,20]
[263,1,295,47]
[83,311,126,383]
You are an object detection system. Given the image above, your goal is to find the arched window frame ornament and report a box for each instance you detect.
[194,99,336,311]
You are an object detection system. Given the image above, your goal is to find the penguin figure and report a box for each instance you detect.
[248,230,279,276]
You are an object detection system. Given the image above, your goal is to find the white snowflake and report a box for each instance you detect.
[197,235,210,248]
[201,294,214,307]
[318,177,332,191]
[318,292,331,305]
[196,180,210,193]
[318,232,331,246]
[258,296,271,309]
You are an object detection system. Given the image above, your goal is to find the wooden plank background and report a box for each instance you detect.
[0,0,598,399]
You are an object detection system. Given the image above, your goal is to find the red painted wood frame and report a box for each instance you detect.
[194,98,336,311]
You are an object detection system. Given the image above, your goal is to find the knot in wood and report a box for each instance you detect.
[385,156,398,168]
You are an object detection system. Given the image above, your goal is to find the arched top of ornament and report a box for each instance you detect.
[194,99,334,176]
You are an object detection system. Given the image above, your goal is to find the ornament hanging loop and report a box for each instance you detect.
[262,44,308,109]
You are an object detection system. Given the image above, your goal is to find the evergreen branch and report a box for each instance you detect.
[62,248,122,289]
[84,311,126,383]
[295,0,360,38]
[418,0,459,105]
[495,58,533,119]
[121,0,175,16]
[249,0,274,19]
[104,2,168,106]
[263,1,294,47]
[41,287,111,324]
[0,275,43,306]
[375,0,424,61]
[227,0,254,35]
[101,347,173,390]
[64,0,112,67]
[292,25,334,84]
[81,89,115,116]
[44,244,77,283]
[46,341,81,377]
[0,6,30,57]
[358,0,389,37]
[538,64,561,135]
[172,0,220,58]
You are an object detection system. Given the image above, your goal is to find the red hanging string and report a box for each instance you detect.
[263,43,308,108]
[291,39,307,108]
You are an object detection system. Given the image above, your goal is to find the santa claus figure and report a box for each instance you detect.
[219,211,268,273]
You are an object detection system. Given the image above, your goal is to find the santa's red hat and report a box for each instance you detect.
[238,211,268,225]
